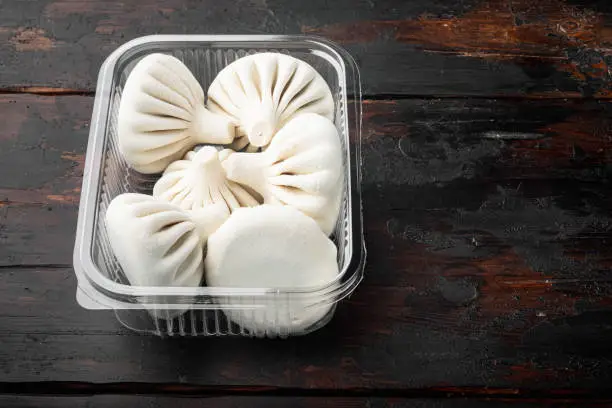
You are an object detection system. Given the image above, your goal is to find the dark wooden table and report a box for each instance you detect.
[2,0,612,406]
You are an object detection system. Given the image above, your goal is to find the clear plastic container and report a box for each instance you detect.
[73,35,366,337]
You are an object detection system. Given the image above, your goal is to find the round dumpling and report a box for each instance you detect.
[221,113,343,235]
[118,53,236,174]
[205,205,339,336]
[152,146,260,213]
[207,52,334,149]
[105,193,229,288]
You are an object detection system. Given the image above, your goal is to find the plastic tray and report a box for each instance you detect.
[73,34,365,337]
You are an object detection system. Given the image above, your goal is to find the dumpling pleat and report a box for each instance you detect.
[255,54,278,101]
[229,182,261,207]
[123,129,188,151]
[208,85,241,119]
[158,221,196,257]
[236,62,262,102]
[173,247,203,286]
[272,58,299,111]
[281,93,328,123]
[130,200,172,218]
[276,67,316,114]
[169,185,192,207]
[271,149,327,176]
[128,113,188,133]
[218,183,241,211]
[133,91,192,122]
[149,61,199,106]
[156,55,203,104]
[269,173,324,194]
[218,76,250,112]
[163,232,201,281]
[141,74,193,113]
[269,184,328,214]
[145,210,188,234]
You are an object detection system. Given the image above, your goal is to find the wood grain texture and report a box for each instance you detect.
[0,397,425,408]
[4,396,609,408]
[3,95,612,391]
[0,95,89,266]
[4,0,612,403]
[2,0,612,96]
[2,266,612,388]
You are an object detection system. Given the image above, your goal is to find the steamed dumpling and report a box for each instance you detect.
[105,193,229,288]
[118,53,236,174]
[221,113,343,235]
[153,146,260,213]
[207,52,334,149]
[205,205,339,335]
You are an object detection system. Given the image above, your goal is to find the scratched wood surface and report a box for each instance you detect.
[3,0,612,405]
[2,0,612,96]
[3,396,609,408]
[3,94,612,395]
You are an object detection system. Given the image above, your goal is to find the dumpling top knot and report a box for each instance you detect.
[221,113,343,235]
[153,146,260,213]
[118,53,237,174]
[207,52,335,150]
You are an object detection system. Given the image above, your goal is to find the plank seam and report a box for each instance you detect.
[0,383,611,400]
[0,87,95,96]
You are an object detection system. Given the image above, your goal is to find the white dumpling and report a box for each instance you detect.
[221,113,343,235]
[205,205,339,335]
[105,193,229,288]
[153,146,260,213]
[118,53,236,174]
[207,52,334,149]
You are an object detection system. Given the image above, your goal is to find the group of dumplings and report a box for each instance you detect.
[105,52,344,333]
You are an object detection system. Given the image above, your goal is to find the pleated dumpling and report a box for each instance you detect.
[221,113,343,235]
[205,205,339,335]
[118,53,236,174]
[207,52,334,150]
[153,146,260,213]
[105,193,229,288]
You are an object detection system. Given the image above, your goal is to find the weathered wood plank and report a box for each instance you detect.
[0,267,124,335]
[0,95,90,266]
[4,95,612,268]
[2,266,612,388]
[0,396,410,408]
[3,95,612,389]
[2,0,612,96]
[3,395,607,408]
[306,0,612,97]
